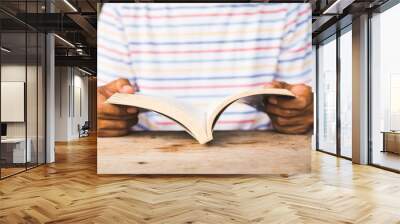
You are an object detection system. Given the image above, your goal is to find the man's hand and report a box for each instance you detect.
[264,80,313,134]
[97,78,138,137]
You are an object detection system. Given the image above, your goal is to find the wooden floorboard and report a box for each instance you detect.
[1,135,400,223]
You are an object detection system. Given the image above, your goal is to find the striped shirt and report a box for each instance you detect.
[98,3,312,131]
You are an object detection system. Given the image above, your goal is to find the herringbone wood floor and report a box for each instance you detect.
[1,135,400,224]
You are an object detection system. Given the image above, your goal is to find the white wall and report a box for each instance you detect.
[72,73,89,138]
[1,65,41,138]
[55,67,69,141]
[1,63,46,164]
[54,67,89,141]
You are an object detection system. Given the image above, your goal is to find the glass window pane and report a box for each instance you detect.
[371,4,400,171]
[318,37,337,154]
[0,0,46,179]
[340,29,352,158]
[25,0,39,169]
[1,31,27,177]
[27,31,38,169]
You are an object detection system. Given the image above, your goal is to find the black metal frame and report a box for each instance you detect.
[367,10,373,166]
[336,19,341,158]
[0,16,2,179]
[36,1,39,168]
[315,44,319,151]
[44,0,47,166]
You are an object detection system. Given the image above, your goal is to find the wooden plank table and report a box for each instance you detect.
[97,131,311,175]
[382,131,400,154]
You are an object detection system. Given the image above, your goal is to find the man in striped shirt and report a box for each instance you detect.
[97,3,313,137]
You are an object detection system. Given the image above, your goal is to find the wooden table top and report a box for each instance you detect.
[98,131,311,175]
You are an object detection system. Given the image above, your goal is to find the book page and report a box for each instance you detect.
[205,88,294,137]
[106,93,212,144]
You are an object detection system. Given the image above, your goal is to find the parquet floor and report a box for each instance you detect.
[1,135,400,224]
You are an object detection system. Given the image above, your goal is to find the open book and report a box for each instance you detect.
[106,88,294,144]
